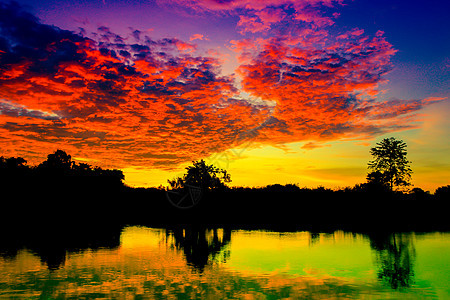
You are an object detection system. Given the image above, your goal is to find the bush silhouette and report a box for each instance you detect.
[435,185,449,200]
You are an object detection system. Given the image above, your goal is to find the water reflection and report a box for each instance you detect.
[0,223,121,270]
[167,226,232,271]
[368,232,416,289]
[0,226,448,298]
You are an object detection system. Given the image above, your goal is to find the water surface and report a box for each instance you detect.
[0,226,449,299]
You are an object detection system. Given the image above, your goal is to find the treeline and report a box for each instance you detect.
[122,184,450,231]
[1,150,448,230]
[226,183,450,201]
[2,150,448,198]
[0,150,124,198]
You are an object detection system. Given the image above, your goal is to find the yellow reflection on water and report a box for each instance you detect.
[120,226,165,249]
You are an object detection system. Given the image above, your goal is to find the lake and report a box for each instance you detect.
[0,226,449,299]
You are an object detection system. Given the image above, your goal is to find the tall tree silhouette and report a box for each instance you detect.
[368,137,412,191]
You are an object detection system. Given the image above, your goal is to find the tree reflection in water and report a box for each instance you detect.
[166,226,232,272]
[369,232,416,289]
[1,223,420,292]
[0,223,122,271]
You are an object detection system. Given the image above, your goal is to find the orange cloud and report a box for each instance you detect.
[0,3,271,168]
[234,31,439,146]
[0,2,441,172]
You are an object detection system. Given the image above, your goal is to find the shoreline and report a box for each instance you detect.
[4,187,449,232]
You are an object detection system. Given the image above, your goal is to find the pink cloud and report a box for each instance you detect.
[159,0,343,12]
[337,28,365,39]
[237,7,287,34]
[162,0,345,34]
[255,8,286,24]
[190,34,206,41]
[293,8,335,27]
[237,16,268,34]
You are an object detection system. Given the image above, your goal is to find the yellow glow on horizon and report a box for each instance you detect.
[123,100,449,192]
[124,142,371,189]
[219,143,368,188]
[123,167,175,188]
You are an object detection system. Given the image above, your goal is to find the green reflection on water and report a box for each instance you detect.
[0,227,448,299]
[369,232,416,289]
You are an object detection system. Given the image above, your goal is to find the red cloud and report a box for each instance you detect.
[234,31,440,145]
[0,3,271,167]
[0,2,442,171]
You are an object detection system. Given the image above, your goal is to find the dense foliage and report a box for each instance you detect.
[368,137,412,190]
[0,150,124,196]
[168,159,231,191]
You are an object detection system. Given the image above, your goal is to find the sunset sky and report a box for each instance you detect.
[0,0,449,191]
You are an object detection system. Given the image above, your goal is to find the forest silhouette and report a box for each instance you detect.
[0,149,449,231]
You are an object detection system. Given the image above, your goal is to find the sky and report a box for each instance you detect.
[0,0,449,191]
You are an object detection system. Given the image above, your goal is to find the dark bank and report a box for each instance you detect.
[1,150,449,232]
[3,179,450,232]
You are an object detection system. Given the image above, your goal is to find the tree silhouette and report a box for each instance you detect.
[434,185,449,200]
[166,160,231,208]
[0,156,29,185]
[28,150,125,193]
[168,160,231,191]
[38,149,73,170]
[365,171,390,192]
[0,156,27,169]
[368,137,412,191]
